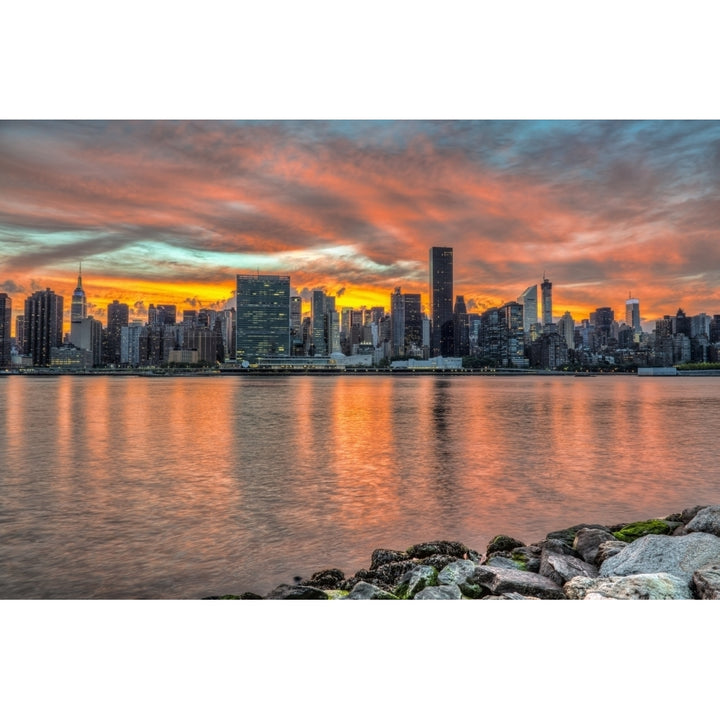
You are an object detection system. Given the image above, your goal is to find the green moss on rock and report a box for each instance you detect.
[613,519,672,543]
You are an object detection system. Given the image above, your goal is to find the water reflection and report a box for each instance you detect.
[1,374,720,597]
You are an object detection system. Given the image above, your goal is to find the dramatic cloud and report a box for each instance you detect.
[1,120,720,330]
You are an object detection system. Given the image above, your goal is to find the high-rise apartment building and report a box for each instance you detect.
[625,296,641,332]
[0,293,11,367]
[106,300,129,365]
[24,288,64,366]
[518,285,538,333]
[557,311,575,350]
[310,289,327,356]
[541,274,552,327]
[236,274,290,363]
[453,295,469,357]
[430,246,453,356]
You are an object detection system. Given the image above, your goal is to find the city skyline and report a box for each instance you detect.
[2,120,720,332]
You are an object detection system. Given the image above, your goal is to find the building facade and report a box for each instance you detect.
[24,288,64,366]
[0,293,11,367]
[430,246,453,356]
[236,274,290,363]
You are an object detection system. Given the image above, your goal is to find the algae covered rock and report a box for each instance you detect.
[394,565,439,599]
[414,585,462,600]
[437,559,476,586]
[486,535,525,555]
[302,568,345,589]
[370,549,409,570]
[265,584,329,600]
[612,519,672,543]
[406,540,469,559]
[344,581,399,600]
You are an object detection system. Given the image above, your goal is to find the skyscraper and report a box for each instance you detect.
[236,274,290,363]
[106,300,129,365]
[71,265,87,322]
[310,289,327,356]
[453,295,469,357]
[541,274,552,327]
[625,296,641,332]
[403,293,423,352]
[0,293,11,367]
[518,285,538,332]
[24,288,64,366]
[430,246,453,356]
[390,287,405,357]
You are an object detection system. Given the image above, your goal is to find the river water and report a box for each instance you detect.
[1,373,719,598]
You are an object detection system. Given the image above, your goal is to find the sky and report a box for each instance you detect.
[2,119,720,332]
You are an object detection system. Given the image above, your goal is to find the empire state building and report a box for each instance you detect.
[71,264,87,321]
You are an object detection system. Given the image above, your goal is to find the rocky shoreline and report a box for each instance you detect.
[206,504,720,600]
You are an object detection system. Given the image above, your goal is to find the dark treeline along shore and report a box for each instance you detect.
[207,505,720,600]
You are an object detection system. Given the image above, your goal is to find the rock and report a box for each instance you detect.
[686,506,720,537]
[680,505,708,524]
[510,546,542,573]
[240,592,263,600]
[419,554,460,571]
[341,559,419,592]
[370,549,409,570]
[302,568,345,589]
[486,535,525,555]
[600,532,720,582]
[472,565,565,599]
[539,550,599,586]
[265,584,329,600]
[438,559,476,586]
[394,565,438,599]
[482,592,540,600]
[457,580,490,599]
[406,541,469,559]
[612,519,672,543]
[344,581,398,600]
[539,538,580,558]
[564,573,693,600]
[573,527,617,564]
[414,585,462,600]
[691,562,720,599]
[595,540,628,565]
[546,523,610,547]
[485,554,524,570]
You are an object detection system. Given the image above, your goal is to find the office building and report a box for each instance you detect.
[518,285,538,333]
[390,287,405,357]
[403,293,423,353]
[0,293,11,367]
[541,274,552,327]
[453,295,470,357]
[557,311,575,350]
[430,246,453,356]
[148,304,177,325]
[625,296,641,332]
[236,274,290,363]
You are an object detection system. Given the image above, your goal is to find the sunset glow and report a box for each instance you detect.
[2,120,720,332]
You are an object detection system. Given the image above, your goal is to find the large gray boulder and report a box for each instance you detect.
[540,550,599,586]
[691,562,720,599]
[573,527,617,564]
[414,585,462,600]
[485,554,524,570]
[595,540,629,565]
[437,559,476,586]
[472,565,565,599]
[564,573,693,600]
[686,506,720,537]
[599,532,720,582]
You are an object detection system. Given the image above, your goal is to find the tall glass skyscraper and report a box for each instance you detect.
[430,246,453,356]
[518,285,538,332]
[236,274,290,363]
[71,264,87,322]
[626,296,641,331]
